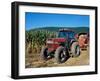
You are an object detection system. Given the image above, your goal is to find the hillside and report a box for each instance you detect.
[27,27,89,34]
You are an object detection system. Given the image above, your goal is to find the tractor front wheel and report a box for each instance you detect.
[55,46,69,63]
[40,47,51,60]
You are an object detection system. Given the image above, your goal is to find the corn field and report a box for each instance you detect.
[25,30,57,53]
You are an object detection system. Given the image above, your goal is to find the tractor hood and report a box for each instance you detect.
[47,38,66,44]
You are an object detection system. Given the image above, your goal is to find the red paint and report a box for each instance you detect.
[47,38,66,52]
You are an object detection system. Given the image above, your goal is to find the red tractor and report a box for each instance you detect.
[40,29,80,63]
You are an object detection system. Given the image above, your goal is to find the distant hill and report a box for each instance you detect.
[27,27,89,34]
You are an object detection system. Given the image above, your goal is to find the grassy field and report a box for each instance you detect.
[25,48,89,68]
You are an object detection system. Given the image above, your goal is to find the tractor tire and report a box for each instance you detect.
[55,46,69,63]
[71,42,80,57]
[40,47,51,60]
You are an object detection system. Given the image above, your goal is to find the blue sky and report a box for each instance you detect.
[25,12,89,30]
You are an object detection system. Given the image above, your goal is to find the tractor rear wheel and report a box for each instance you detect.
[55,46,69,63]
[71,42,80,57]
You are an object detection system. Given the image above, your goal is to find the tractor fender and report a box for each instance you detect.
[70,39,76,46]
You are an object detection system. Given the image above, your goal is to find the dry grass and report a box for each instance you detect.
[25,47,89,68]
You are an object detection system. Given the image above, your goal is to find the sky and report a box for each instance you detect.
[25,12,89,30]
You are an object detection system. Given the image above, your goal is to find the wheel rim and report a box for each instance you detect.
[75,46,80,55]
[44,49,51,59]
[60,50,66,61]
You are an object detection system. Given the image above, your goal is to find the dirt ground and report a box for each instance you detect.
[25,48,89,68]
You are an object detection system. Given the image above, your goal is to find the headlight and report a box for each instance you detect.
[46,41,54,44]
[46,41,59,44]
